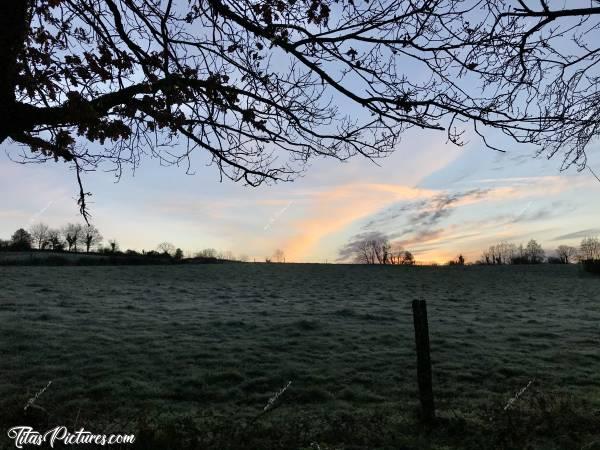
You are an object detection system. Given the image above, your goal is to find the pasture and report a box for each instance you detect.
[1,264,599,449]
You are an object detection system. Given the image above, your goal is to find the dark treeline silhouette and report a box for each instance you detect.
[1,222,104,253]
[476,238,600,273]
[0,223,245,266]
[577,237,600,275]
[479,240,545,265]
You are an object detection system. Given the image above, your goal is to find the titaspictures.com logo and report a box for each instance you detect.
[6,426,135,448]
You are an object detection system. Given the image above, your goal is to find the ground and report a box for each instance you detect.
[1,264,599,449]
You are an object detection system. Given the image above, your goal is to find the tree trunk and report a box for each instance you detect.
[0,1,30,142]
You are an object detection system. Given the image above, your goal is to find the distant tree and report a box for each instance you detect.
[580,237,600,261]
[83,224,102,253]
[197,248,217,258]
[351,235,390,264]
[525,240,545,264]
[380,240,392,264]
[354,238,376,264]
[499,242,517,264]
[556,245,578,264]
[510,243,529,264]
[108,239,119,253]
[387,242,405,265]
[157,242,176,256]
[343,233,416,266]
[481,248,492,265]
[482,242,517,265]
[0,239,10,250]
[273,248,285,263]
[223,250,235,261]
[46,229,64,251]
[481,247,493,264]
[239,254,249,263]
[11,228,32,250]
[480,249,491,265]
[449,254,465,265]
[174,248,184,261]
[400,251,415,266]
[62,223,83,251]
[29,222,50,249]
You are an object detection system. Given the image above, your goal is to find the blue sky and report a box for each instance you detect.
[2,125,599,263]
[2,1,600,263]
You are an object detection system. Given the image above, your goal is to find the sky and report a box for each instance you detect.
[2,1,600,264]
[2,126,599,264]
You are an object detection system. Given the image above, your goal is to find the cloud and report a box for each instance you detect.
[282,183,436,261]
[336,173,587,264]
[363,188,491,231]
[392,228,447,248]
[350,189,493,260]
[511,207,552,223]
[553,228,600,241]
[408,189,490,226]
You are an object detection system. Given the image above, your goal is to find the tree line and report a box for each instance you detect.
[477,238,600,265]
[346,235,600,267]
[0,223,178,259]
[0,223,255,263]
[1,223,105,253]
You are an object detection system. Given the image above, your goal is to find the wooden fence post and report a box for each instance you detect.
[412,299,435,422]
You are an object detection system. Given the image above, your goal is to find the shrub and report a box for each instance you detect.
[582,259,600,275]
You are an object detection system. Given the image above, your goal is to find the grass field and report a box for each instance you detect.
[1,264,599,449]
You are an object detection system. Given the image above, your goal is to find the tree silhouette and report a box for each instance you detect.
[273,248,285,263]
[29,222,49,249]
[388,242,406,265]
[525,239,545,264]
[157,242,176,256]
[83,224,103,253]
[449,254,465,265]
[62,223,83,252]
[10,228,32,250]
[197,248,217,259]
[3,1,600,216]
[340,232,416,265]
[47,229,64,251]
[400,250,415,266]
[580,237,600,261]
[108,239,119,253]
[556,245,578,264]
[481,242,517,265]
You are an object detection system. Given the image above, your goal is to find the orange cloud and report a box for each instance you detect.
[281,174,586,262]
[283,183,437,261]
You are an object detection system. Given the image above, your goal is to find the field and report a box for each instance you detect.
[1,264,599,449]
